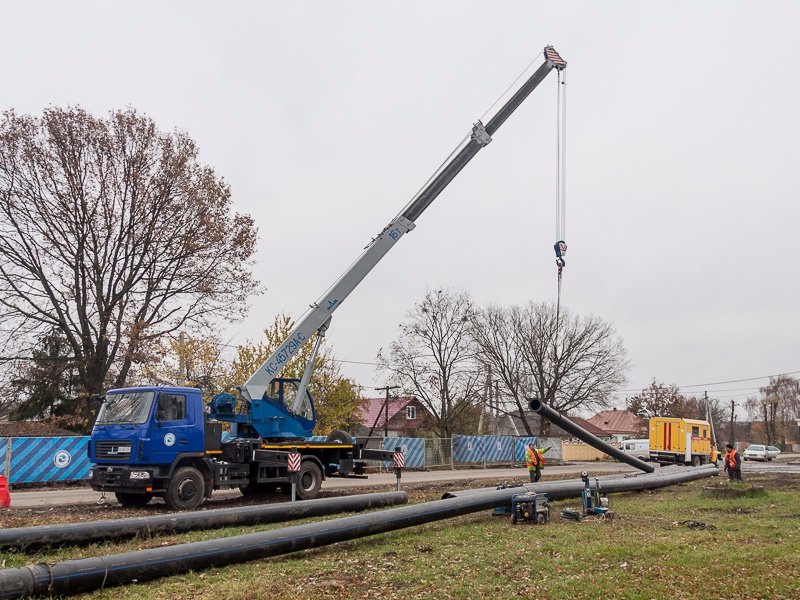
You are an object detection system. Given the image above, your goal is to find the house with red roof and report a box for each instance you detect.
[0,421,80,438]
[586,408,647,442]
[355,396,434,438]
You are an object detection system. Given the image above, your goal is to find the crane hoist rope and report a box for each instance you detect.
[553,62,567,327]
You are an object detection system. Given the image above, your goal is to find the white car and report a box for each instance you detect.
[766,445,781,460]
[743,444,768,461]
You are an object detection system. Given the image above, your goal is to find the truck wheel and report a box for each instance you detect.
[165,466,205,510]
[296,461,322,500]
[326,430,354,445]
[115,492,153,508]
[691,455,701,467]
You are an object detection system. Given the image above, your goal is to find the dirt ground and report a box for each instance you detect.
[3,472,797,530]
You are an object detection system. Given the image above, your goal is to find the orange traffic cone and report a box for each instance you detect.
[0,475,10,508]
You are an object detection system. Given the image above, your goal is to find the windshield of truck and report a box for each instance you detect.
[96,391,156,424]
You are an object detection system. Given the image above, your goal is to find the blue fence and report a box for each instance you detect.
[382,437,425,469]
[2,436,92,484]
[0,433,563,483]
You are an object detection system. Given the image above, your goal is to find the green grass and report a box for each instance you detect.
[3,473,800,599]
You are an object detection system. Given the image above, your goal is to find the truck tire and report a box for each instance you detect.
[326,430,354,445]
[296,461,322,500]
[691,455,701,467]
[115,491,153,508]
[165,466,205,510]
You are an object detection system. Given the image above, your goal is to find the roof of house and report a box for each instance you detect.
[586,409,646,435]
[0,421,80,438]
[566,415,609,437]
[358,396,419,429]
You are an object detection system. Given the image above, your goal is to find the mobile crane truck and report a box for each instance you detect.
[88,47,567,510]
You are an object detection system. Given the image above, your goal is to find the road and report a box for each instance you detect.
[8,457,798,509]
[9,462,636,509]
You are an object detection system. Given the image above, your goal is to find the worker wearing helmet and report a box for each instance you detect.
[525,443,547,483]
[724,443,742,481]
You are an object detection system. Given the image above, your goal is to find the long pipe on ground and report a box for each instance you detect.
[528,397,655,473]
[0,465,717,599]
[0,491,408,552]
[441,464,695,498]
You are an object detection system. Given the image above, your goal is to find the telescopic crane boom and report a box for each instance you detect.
[242,46,567,409]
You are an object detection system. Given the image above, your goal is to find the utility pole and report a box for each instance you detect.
[705,390,718,449]
[493,381,500,435]
[729,399,736,446]
[375,385,400,438]
[478,366,491,435]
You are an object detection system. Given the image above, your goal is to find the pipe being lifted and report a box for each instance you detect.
[528,397,656,473]
[0,491,408,552]
[0,465,717,599]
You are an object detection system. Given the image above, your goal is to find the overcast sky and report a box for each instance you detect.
[3,1,798,413]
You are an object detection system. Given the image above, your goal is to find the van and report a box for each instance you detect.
[619,438,650,460]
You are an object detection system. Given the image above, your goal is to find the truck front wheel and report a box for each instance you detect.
[296,461,322,500]
[165,466,205,510]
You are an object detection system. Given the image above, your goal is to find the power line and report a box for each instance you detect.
[613,369,800,395]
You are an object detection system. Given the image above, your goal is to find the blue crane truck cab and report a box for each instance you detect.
[89,381,392,510]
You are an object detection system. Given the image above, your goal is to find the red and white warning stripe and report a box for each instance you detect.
[288,452,301,472]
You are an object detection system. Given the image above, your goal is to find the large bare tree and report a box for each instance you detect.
[475,302,628,435]
[470,304,533,434]
[379,289,482,438]
[0,107,258,423]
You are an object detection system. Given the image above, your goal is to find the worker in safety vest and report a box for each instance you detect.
[724,443,742,481]
[525,443,547,483]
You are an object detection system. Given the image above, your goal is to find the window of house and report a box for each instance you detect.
[406,405,416,420]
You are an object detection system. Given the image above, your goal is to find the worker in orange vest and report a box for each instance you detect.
[525,443,546,483]
[724,443,742,481]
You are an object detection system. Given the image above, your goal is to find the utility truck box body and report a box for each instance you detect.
[649,417,713,466]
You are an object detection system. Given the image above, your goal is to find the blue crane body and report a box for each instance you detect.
[88,47,567,510]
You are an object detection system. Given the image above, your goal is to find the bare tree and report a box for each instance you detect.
[0,107,258,421]
[514,302,628,435]
[471,305,534,435]
[745,375,799,446]
[378,289,481,438]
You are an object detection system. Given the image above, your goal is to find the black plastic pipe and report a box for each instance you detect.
[0,465,716,599]
[0,491,408,552]
[442,463,716,499]
[528,398,656,473]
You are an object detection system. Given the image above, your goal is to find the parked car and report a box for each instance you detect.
[743,444,768,461]
[766,445,781,460]
[619,438,650,460]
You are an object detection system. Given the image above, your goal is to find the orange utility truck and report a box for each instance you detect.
[648,417,713,466]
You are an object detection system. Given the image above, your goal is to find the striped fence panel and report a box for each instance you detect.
[7,436,92,484]
[452,435,485,463]
[382,437,425,469]
[483,435,514,463]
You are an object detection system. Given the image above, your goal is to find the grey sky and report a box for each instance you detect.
[3,2,798,411]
